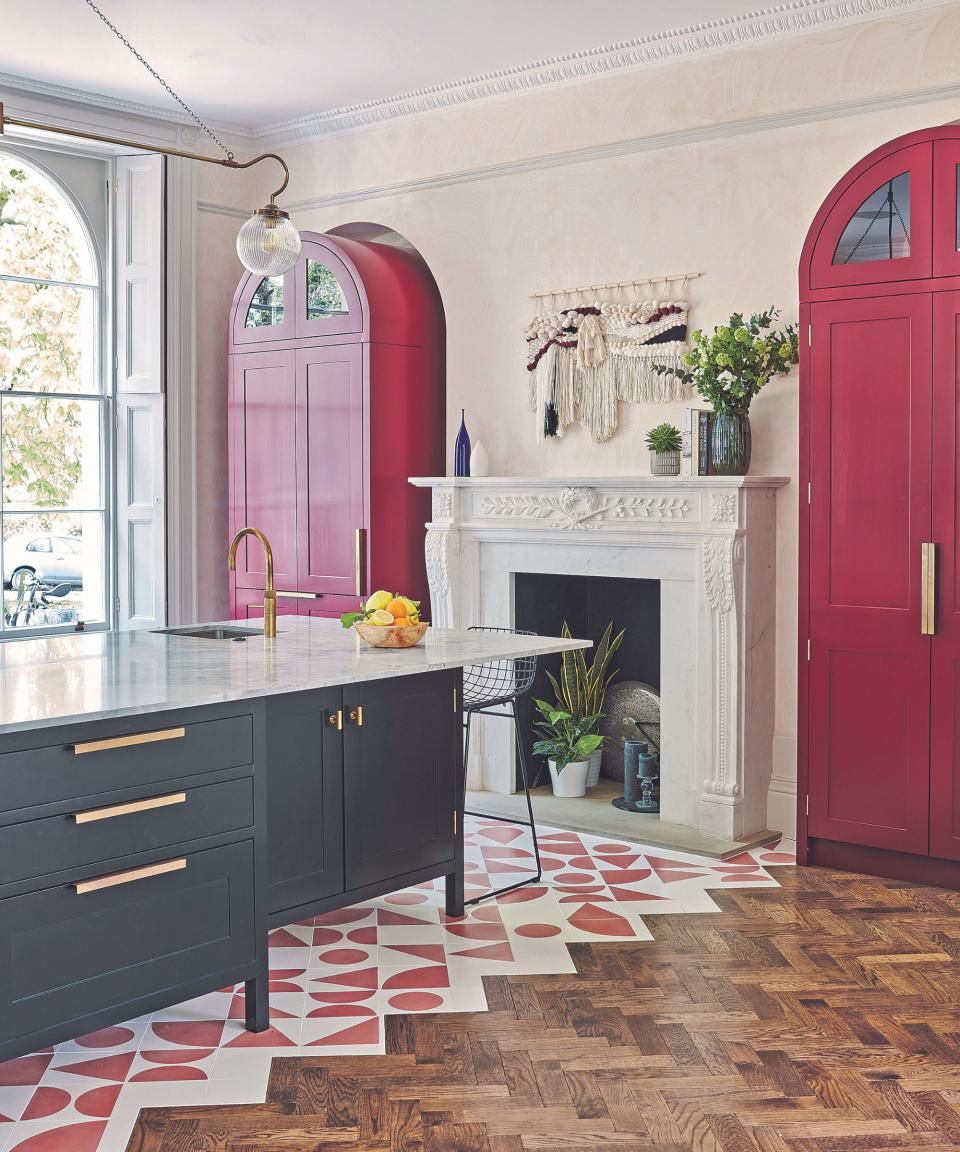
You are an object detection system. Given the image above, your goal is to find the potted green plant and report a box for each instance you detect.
[645,422,682,476]
[546,621,623,786]
[531,699,604,797]
[653,306,799,475]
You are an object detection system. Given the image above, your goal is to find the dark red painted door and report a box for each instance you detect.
[230,350,299,592]
[930,291,960,857]
[295,344,365,597]
[808,294,932,854]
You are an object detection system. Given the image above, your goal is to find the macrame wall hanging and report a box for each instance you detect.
[525,273,700,443]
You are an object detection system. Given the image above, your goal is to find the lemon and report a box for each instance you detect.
[364,590,392,612]
[367,609,395,627]
[397,596,420,618]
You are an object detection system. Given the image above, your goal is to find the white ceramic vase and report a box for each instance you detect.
[548,758,589,798]
[470,439,489,477]
[586,747,603,788]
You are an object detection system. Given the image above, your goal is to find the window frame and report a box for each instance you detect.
[0,140,114,640]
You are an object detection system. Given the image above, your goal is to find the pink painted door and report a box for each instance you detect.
[809,142,932,291]
[296,344,365,597]
[231,269,297,347]
[933,141,960,279]
[230,350,299,591]
[295,240,364,341]
[807,294,932,854]
[930,291,960,858]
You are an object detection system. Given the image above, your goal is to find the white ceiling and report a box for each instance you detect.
[0,0,936,136]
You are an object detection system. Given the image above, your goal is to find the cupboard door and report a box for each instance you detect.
[807,295,932,854]
[931,291,960,858]
[809,142,932,290]
[343,670,459,891]
[230,351,299,591]
[295,241,363,341]
[266,690,344,917]
[296,345,365,597]
[933,142,960,279]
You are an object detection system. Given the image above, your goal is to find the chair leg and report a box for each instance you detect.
[463,702,542,906]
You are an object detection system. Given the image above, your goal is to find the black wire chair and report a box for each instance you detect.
[461,626,541,906]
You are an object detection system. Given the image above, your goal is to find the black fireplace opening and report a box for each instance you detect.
[513,572,660,790]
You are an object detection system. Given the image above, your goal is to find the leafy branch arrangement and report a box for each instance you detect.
[644,423,682,454]
[653,307,800,416]
[531,699,604,774]
[546,621,623,719]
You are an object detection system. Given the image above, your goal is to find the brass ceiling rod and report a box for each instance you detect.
[0,103,289,205]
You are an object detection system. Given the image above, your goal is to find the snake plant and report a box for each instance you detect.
[546,620,624,721]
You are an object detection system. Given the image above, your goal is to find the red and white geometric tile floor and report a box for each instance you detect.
[0,818,795,1152]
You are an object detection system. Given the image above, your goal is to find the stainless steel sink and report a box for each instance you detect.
[154,625,265,641]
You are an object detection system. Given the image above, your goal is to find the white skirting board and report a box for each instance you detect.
[767,733,797,839]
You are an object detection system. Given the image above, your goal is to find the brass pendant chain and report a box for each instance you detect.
[83,0,235,162]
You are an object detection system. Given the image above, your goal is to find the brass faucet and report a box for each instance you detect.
[228,528,277,639]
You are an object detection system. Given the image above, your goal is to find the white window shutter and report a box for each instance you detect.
[115,154,166,629]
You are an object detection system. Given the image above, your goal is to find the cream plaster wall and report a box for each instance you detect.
[193,3,960,832]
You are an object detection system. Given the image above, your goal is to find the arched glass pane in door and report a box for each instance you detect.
[305,260,348,319]
[833,172,911,264]
[245,275,284,327]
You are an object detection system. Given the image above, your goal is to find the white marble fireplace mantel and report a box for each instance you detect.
[409,475,789,841]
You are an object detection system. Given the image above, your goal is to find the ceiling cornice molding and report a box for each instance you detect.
[253,0,949,147]
[274,79,960,215]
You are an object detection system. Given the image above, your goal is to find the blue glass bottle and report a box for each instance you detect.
[454,409,471,477]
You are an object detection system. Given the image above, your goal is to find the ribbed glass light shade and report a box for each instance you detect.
[236,209,301,276]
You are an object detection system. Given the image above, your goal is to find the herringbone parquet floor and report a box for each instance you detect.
[127,866,960,1151]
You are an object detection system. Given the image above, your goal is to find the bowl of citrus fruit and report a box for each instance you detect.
[341,590,429,648]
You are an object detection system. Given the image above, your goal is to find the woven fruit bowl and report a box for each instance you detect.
[354,620,429,648]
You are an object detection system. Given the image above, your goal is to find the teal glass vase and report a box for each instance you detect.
[710,411,752,475]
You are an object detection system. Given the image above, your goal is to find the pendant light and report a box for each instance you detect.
[1,2,301,278]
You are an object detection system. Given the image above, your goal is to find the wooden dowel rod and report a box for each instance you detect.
[530,272,702,300]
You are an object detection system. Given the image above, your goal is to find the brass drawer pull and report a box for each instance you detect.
[73,857,186,894]
[328,709,343,730]
[72,727,186,756]
[348,706,363,727]
[72,792,187,825]
[921,542,937,636]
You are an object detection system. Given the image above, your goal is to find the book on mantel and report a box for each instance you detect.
[682,406,712,476]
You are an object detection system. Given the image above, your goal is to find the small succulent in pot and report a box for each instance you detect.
[645,422,682,476]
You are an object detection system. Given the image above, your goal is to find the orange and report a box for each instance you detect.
[393,616,410,627]
[385,598,407,619]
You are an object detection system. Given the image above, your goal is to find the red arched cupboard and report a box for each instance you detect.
[227,232,445,622]
[799,126,960,884]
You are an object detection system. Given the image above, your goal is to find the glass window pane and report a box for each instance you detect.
[1,395,103,510]
[2,511,104,631]
[306,260,348,319]
[245,276,284,327]
[0,279,97,393]
[0,151,96,284]
[834,172,910,265]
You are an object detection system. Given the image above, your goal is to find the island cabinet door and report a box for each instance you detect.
[343,669,460,891]
[266,689,345,918]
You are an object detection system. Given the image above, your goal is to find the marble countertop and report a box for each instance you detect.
[0,618,589,736]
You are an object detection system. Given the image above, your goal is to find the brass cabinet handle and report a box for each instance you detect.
[348,706,363,727]
[327,709,343,730]
[921,542,937,636]
[73,857,186,894]
[355,528,367,597]
[72,792,187,825]
[72,727,186,756]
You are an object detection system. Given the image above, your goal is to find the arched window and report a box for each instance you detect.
[0,148,107,634]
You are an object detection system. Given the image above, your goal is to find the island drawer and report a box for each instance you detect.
[0,840,255,1047]
[0,776,253,887]
[0,714,253,814]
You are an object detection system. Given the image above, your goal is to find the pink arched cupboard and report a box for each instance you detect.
[227,232,445,622]
[799,126,960,886]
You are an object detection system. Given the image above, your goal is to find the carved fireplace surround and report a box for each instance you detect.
[410,476,788,841]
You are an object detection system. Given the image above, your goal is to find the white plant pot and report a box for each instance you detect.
[548,758,589,798]
[586,747,603,788]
